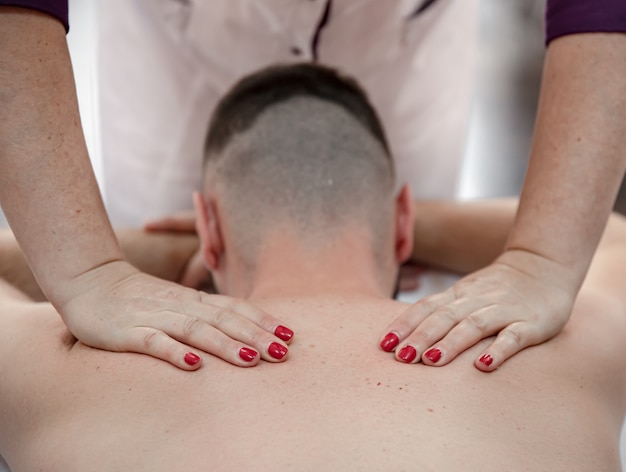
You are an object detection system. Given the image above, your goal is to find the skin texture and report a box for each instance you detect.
[382,32,626,371]
[0,201,625,471]
[0,229,201,302]
[0,7,290,371]
[148,33,626,373]
[0,82,624,468]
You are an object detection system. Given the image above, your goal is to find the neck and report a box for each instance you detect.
[221,227,396,301]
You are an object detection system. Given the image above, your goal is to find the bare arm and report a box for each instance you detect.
[504,32,626,298]
[382,32,626,371]
[412,199,626,300]
[0,228,199,301]
[0,7,123,307]
[0,7,292,369]
[411,199,517,274]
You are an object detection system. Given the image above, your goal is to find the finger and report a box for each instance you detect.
[418,304,515,366]
[128,319,267,368]
[203,294,295,344]
[202,300,292,362]
[117,327,209,371]
[474,322,540,372]
[150,307,290,364]
[380,291,457,353]
[396,298,503,365]
[393,297,491,364]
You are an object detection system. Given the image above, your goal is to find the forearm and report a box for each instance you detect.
[0,230,45,300]
[505,33,626,292]
[0,8,124,309]
[412,199,517,274]
[116,229,199,284]
[0,228,199,299]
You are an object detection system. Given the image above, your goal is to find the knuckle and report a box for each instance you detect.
[182,316,205,338]
[464,311,490,333]
[241,330,266,347]
[433,306,458,324]
[199,291,214,304]
[416,298,436,313]
[500,327,525,349]
[226,297,246,314]
[211,307,230,326]
[141,330,162,352]
[412,327,437,346]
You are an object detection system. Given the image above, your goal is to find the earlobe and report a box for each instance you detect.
[394,185,415,263]
[192,192,223,271]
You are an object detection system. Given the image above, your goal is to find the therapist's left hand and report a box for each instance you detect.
[379,249,575,371]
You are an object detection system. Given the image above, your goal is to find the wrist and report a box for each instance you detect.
[48,259,138,315]
[495,248,581,298]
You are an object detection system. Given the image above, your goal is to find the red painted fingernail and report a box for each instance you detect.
[479,354,493,367]
[268,342,288,360]
[424,348,442,364]
[274,325,294,342]
[398,345,417,363]
[239,347,258,362]
[184,352,201,366]
[380,333,399,352]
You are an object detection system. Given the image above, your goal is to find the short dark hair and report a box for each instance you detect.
[202,63,396,271]
[205,63,391,160]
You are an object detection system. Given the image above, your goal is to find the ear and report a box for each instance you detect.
[192,192,224,271]
[394,185,414,264]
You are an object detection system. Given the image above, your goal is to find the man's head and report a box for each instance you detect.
[195,63,413,296]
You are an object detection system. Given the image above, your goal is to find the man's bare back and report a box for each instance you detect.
[1,287,624,471]
[2,64,626,471]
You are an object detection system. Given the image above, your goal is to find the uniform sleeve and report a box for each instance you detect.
[546,0,626,45]
[0,0,68,32]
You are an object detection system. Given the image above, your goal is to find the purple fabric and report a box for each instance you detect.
[546,0,626,45]
[0,0,68,32]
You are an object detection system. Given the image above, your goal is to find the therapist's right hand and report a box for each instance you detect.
[57,260,294,370]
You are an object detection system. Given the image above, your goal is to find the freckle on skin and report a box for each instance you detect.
[377,382,381,386]
[428,408,434,413]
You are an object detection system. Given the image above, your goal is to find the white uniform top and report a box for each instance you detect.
[98,0,478,225]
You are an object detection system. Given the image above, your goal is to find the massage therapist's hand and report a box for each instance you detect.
[380,249,575,371]
[58,260,293,370]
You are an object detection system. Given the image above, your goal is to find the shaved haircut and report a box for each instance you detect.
[203,64,396,269]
